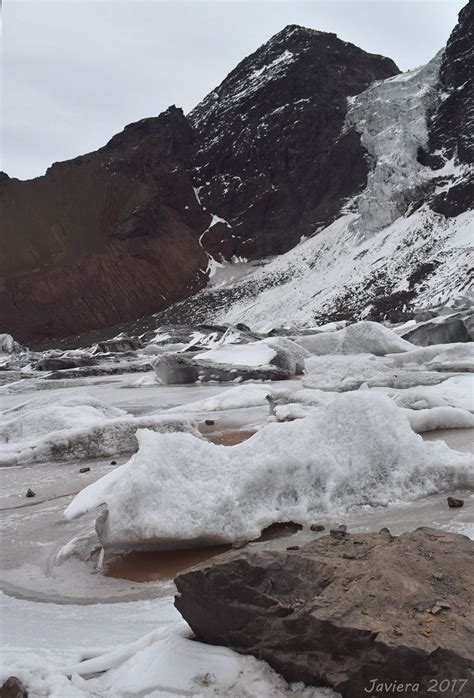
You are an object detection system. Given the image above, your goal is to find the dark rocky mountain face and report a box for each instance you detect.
[0,28,400,342]
[425,0,474,217]
[0,107,229,343]
[4,6,471,343]
[189,26,399,257]
[428,0,473,163]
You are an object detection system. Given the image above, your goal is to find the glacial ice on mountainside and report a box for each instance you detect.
[345,53,443,236]
[197,52,472,328]
[64,392,473,549]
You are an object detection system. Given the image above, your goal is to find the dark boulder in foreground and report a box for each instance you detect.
[175,528,473,697]
[0,676,28,698]
[190,25,399,258]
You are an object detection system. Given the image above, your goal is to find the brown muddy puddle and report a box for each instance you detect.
[206,429,256,446]
[103,522,302,582]
[104,545,233,582]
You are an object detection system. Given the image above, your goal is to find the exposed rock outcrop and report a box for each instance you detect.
[0,108,224,343]
[426,0,474,217]
[175,528,474,697]
[402,311,473,346]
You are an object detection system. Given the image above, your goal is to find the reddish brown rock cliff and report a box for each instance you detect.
[0,107,225,343]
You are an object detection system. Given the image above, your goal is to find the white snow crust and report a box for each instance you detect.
[64,392,473,548]
[195,341,276,367]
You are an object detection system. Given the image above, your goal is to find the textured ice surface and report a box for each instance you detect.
[65,392,473,549]
[378,375,474,412]
[195,342,276,366]
[345,53,442,235]
[387,342,474,372]
[404,406,474,433]
[167,383,273,413]
[0,394,198,466]
[295,321,414,355]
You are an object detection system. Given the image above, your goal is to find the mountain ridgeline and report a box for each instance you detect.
[1,2,473,343]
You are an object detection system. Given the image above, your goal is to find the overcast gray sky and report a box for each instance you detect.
[1,0,465,180]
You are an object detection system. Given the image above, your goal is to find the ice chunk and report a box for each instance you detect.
[167,383,272,413]
[64,620,336,697]
[65,393,473,549]
[296,321,414,356]
[0,334,18,354]
[0,395,126,443]
[379,375,474,412]
[404,406,474,433]
[261,336,310,375]
[0,394,198,466]
[303,354,451,392]
[194,342,276,367]
[387,342,474,372]
[303,354,391,391]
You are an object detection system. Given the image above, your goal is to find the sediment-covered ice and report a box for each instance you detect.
[65,392,473,549]
[0,394,198,466]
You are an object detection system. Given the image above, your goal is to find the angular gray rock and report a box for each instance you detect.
[92,336,143,353]
[402,312,473,346]
[175,528,474,698]
[36,355,96,371]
